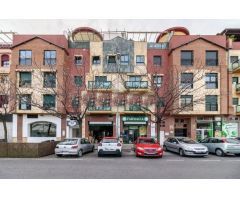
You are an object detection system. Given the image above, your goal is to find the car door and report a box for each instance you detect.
[165,138,173,152]
[84,139,92,152]
[171,138,180,153]
[207,138,215,153]
[200,138,210,152]
[80,138,87,153]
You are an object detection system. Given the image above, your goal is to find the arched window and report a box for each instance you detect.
[30,121,56,137]
[1,54,10,67]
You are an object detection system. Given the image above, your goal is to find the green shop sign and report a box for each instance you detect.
[222,122,238,138]
[122,116,148,122]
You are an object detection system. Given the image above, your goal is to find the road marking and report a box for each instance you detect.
[198,160,221,162]
[166,159,184,161]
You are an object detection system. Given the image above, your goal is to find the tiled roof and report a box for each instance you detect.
[12,35,68,49]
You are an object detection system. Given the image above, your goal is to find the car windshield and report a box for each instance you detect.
[177,138,197,144]
[226,138,240,144]
[102,139,118,143]
[138,138,155,144]
[60,139,78,145]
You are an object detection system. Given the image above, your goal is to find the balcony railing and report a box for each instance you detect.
[237,105,240,113]
[88,106,111,111]
[88,81,112,89]
[232,61,240,71]
[125,81,148,89]
[103,63,134,73]
[236,83,240,93]
[126,104,142,111]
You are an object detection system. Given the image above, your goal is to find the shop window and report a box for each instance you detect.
[19,72,32,87]
[30,121,56,137]
[205,73,218,89]
[44,50,56,65]
[19,94,31,110]
[43,72,56,88]
[206,51,218,66]
[181,51,193,66]
[1,54,10,67]
[75,56,83,65]
[92,56,100,65]
[19,50,32,65]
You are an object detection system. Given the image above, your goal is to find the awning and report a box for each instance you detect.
[124,122,147,125]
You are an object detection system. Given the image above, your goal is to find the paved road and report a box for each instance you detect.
[0,150,240,179]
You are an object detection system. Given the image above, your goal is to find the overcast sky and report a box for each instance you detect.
[1,19,240,35]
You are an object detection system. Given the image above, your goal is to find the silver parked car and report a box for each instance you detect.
[55,138,94,157]
[163,137,208,157]
[199,137,240,156]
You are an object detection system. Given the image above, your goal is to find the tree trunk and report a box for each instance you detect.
[3,120,8,142]
[156,121,160,143]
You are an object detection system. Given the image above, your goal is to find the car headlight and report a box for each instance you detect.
[157,147,162,151]
[184,146,194,151]
[137,147,144,151]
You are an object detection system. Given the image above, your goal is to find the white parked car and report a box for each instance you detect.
[55,138,94,157]
[98,137,122,157]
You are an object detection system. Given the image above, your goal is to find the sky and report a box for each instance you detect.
[1,19,240,35]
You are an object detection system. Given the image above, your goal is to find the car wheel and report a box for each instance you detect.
[98,152,102,157]
[77,150,83,157]
[179,149,185,157]
[215,148,224,157]
[235,153,240,156]
[56,154,62,157]
[158,155,163,158]
[118,152,122,157]
[163,145,168,152]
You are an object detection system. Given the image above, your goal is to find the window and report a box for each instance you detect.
[206,51,218,66]
[233,98,239,106]
[153,56,161,66]
[0,75,8,83]
[153,75,163,87]
[92,56,100,65]
[19,50,32,65]
[181,73,193,88]
[205,73,218,89]
[1,54,10,67]
[19,72,31,87]
[72,96,80,108]
[157,98,165,108]
[230,56,238,64]
[74,76,83,87]
[232,77,239,84]
[120,54,129,65]
[43,72,56,88]
[129,76,141,82]
[181,95,193,110]
[136,55,145,64]
[0,95,8,108]
[74,56,82,65]
[19,94,31,110]
[181,51,193,66]
[30,121,56,137]
[43,94,56,109]
[205,95,218,111]
[44,50,56,65]
[108,55,116,64]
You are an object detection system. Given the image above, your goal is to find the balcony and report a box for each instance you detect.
[88,81,112,89]
[231,61,240,72]
[103,63,134,73]
[125,81,148,89]
[236,84,240,93]
[237,105,240,113]
[88,106,111,111]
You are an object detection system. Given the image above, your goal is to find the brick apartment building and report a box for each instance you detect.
[2,26,240,143]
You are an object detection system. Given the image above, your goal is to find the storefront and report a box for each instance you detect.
[66,120,82,138]
[121,115,149,144]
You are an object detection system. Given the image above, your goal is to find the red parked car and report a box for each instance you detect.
[134,137,163,158]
